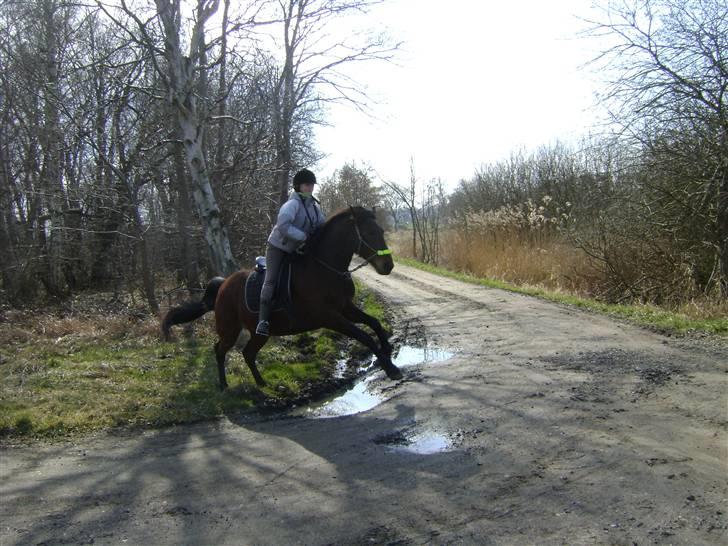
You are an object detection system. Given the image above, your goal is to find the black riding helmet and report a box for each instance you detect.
[293,168,317,192]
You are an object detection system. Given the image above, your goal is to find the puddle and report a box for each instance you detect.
[389,431,453,454]
[373,427,454,455]
[295,345,454,419]
[304,376,381,418]
[394,346,454,368]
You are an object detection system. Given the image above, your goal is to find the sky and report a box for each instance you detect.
[313,0,604,191]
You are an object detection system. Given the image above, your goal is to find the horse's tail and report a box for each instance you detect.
[161,276,226,340]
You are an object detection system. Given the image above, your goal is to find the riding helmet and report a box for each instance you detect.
[293,168,317,191]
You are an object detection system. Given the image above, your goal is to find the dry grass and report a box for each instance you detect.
[390,229,596,295]
[388,228,728,322]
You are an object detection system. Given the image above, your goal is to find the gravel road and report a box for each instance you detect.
[1,263,726,545]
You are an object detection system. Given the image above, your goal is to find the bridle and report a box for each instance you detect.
[316,213,392,278]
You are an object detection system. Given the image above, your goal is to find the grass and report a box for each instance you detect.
[0,282,388,442]
[395,256,728,337]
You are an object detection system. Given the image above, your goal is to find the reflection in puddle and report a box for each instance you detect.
[390,431,453,454]
[307,376,380,418]
[373,428,454,455]
[394,346,454,368]
[298,345,454,419]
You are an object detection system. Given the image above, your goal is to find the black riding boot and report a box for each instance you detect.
[256,301,271,336]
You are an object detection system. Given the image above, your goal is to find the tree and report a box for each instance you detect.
[266,0,398,211]
[381,159,445,264]
[317,162,382,213]
[102,0,239,276]
[588,0,728,297]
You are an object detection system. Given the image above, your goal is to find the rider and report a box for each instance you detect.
[256,168,326,336]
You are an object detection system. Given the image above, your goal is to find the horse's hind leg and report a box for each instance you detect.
[215,322,242,391]
[214,339,233,391]
[242,334,269,387]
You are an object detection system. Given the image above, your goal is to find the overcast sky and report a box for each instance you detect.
[313,0,604,190]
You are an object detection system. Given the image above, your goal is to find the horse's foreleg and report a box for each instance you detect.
[326,315,402,380]
[342,302,392,356]
[242,334,269,387]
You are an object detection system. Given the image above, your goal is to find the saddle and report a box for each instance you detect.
[244,256,293,314]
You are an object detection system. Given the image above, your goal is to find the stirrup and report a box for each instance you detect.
[255,320,270,337]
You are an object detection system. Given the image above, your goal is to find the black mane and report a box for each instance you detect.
[307,206,375,252]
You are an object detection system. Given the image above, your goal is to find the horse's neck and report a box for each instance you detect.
[315,221,355,269]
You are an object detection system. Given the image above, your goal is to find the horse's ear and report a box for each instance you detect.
[349,205,355,218]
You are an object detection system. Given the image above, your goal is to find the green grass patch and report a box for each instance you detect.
[0,284,389,441]
[396,256,728,336]
[356,280,389,324]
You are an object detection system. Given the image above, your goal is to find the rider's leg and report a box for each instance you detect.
[256,245,286,336]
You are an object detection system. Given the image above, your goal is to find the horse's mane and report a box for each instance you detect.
[307,206,375,252]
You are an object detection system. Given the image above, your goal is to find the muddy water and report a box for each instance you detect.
[295,345,454,419]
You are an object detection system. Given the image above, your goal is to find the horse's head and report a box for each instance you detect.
[350,206,394,275]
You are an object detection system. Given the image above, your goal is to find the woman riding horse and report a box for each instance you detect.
[161,203,402,390]
[257,168,325,337]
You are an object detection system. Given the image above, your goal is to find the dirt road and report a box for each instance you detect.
[2,264,726,545]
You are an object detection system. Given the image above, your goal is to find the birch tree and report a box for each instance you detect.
[105,0,238,275]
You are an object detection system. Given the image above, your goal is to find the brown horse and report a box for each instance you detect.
[161,206,403,390]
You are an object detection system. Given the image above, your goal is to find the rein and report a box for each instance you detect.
[315,214,392,278]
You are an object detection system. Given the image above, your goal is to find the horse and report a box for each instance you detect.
[161,206,403,390]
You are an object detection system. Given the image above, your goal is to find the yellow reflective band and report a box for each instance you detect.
[377,249,393,256]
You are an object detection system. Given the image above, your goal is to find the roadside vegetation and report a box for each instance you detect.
[393,254,727,337]
[0,283,386,442]
[369,0,727,331]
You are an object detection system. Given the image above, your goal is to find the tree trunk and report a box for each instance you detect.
[177,111,237,275]
[213,0,230,170]
[156,0,237,276]
[717,167,728,298]
[38,0,65,296]
[128,183,159,314]
[173,139,200,287]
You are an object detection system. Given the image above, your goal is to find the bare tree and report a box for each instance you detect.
[587,0,728,297]
[266,0,399,211]
[381,159,445,264]
[100,0,239,275]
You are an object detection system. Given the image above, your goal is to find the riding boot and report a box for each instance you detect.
[256,301,271,336]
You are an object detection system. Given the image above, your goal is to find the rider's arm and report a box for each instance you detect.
[276,201,307,245]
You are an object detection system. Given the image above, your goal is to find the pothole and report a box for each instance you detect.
[293,344,454,418]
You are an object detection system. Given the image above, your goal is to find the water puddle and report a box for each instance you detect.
[295,344,454,419]
[393,346,454,368]
[389,431,453,454]
[306,376,381,418]
[373,427,455,455]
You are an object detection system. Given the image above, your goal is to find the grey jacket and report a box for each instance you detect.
[267,193,326,253]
